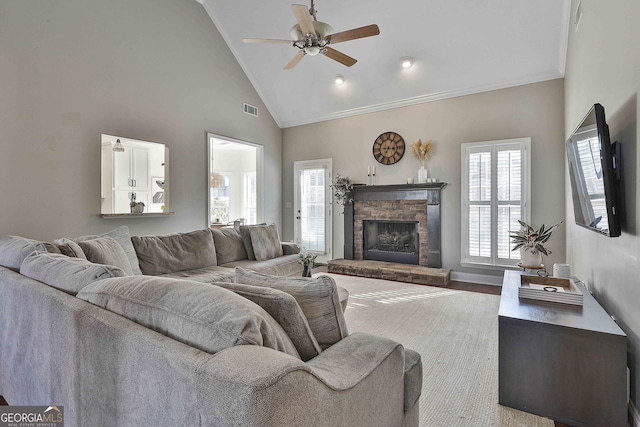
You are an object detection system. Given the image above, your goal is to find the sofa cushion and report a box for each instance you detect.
[220,254,302,277]
[158,265,235,283]
[234,267,348,349]
[0,235,48,271]
[74,226,142,275]
[131,229,217,276]
[214,281,322,361]
[20,251,127,295]
[77,276,300,358]
[210,228,247,264]
[77,236,134,276]
[248,224,283,261]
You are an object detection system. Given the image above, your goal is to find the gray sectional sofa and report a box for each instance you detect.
[0,225,422,426]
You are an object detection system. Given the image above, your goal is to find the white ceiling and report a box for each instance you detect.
[200,0,571,128]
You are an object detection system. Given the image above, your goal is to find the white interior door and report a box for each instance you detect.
[294,159,332,262]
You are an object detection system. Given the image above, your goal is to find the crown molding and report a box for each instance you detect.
[282,70,564,128]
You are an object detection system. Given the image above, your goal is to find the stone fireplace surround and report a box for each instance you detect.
[329,183,450,287]
[343,183,446,268]
[357,201,427,265]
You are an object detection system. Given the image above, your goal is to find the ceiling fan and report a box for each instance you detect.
[243,0,380,70]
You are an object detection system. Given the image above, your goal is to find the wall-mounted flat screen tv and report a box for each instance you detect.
[566,103,621,237]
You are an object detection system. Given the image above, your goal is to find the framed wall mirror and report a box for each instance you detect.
[101,134,170,216]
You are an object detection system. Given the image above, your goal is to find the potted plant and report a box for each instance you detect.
[298,250,318,277]
[510,220,562,267]
[330,174,353,209]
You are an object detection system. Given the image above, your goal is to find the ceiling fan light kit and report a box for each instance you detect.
[243,0,380,70]
[334,74,345,85]
[401,57,414,69]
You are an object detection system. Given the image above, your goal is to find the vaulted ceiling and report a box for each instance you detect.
[200,0,571,128]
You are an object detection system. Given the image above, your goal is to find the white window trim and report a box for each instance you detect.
[460,137,531,269]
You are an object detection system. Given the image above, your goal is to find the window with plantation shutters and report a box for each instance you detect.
[461,138,531,267]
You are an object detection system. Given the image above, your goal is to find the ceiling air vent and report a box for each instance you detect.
[243,103,259,117]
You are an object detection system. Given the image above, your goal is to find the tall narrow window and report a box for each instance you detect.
[243,172,257,224]
[461,138,530,267]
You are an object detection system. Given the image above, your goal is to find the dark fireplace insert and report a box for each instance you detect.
[363,220,419,265]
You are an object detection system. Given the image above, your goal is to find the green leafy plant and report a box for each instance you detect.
[510,220,562,256]
[298,251,318,267]
[330,174,353,207]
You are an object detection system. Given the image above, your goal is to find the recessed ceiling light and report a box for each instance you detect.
[401,57,413,69]
[334,74,345,85]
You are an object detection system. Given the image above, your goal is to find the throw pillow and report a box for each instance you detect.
[131,229,217,275]
[52,238,88,259]
[73,226,142,275]
[0,235,47,271]
[238,223,266,261]
[234,267,348,349]
[210,228,247,264]
[214,281,322,361]
[77,276,300,358]
[248,224,283,262]
[20,251,127,295]
[78,236,134,276]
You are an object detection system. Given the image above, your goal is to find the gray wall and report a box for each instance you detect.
[564,0,640,412]
[282,79,566,280]
[0,0,282,241]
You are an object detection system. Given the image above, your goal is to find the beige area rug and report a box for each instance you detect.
[322,273,554,427]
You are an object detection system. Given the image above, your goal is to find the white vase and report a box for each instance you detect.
[520,248,543,268]
[417,166,428,184]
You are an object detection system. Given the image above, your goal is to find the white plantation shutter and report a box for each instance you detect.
[462,138,530,267]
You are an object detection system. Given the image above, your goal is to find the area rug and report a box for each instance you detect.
[322,273,553,427]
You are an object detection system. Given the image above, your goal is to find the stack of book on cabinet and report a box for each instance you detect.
[518,275,583,306]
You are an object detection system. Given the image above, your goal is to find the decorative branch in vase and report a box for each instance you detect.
[510,220,562,268]
[410,139,435,183]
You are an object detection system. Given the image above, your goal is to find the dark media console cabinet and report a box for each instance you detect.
[498,270,627,426]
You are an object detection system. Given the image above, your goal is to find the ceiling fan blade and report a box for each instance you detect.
[243,38,292,44]
[291,4,316,36]
[283,51,305,70]
[323,47,357,67]
[327,24,380,44]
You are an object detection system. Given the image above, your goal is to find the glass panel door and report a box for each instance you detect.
[294,159,332,260]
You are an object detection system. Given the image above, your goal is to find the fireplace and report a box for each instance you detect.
[343,183,446,268]
[363,220,419,265]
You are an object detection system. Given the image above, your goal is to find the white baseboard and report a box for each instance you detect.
[450,271,502,286]
[630,400,640,427]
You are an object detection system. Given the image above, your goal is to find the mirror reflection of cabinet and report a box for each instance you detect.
[101,134,169,216]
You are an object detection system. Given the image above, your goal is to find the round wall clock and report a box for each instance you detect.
[373,132,406,165]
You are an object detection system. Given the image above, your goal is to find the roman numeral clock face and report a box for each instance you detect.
[373,132,406,165]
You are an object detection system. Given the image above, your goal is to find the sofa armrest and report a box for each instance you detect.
[281,242,300,255]
[200,331,406,426]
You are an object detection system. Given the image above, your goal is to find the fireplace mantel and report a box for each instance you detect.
[344,183,447,268]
